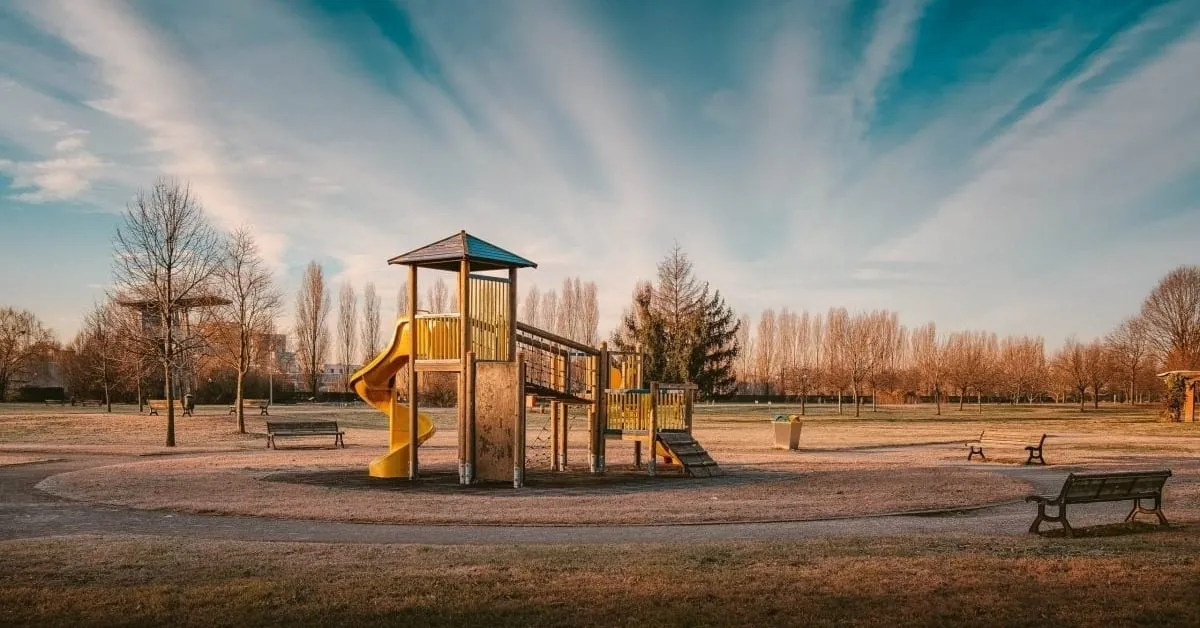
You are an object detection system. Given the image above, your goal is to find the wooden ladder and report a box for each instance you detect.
[656,431,723,478]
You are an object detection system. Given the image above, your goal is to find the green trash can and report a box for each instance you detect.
[773,414,802,450]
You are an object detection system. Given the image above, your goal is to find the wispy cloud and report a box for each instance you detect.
[2,0,1198,346]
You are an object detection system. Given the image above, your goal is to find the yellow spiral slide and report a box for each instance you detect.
[350,318,437,478]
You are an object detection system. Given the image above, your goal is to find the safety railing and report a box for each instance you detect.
[515,322,599,400]
[603,387,689,433]
[414,314,461,360]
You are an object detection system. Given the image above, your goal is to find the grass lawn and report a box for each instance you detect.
[3,530,1200,627]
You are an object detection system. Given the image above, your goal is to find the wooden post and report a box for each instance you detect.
[550,401,560,471]
[515,353,526,488]
[508,268,518,361]
[465,350,476,483]
[684,387,694,434]
[648,381,658,477]
[459,260,472,484]
[597,343,608,473]
[561,402,569,470]
[634,440,642,469]
[407,264,419,479]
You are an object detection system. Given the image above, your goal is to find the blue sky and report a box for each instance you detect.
[2,0,1199,347]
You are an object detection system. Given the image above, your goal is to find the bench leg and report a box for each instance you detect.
[1025,447,1045,465]
[261,407,269,416]
[267,435,274,450]
[1030,502,1072,536]
[967,446,984,461]
[1126,497,1170,526]
[1029,502,1046,534]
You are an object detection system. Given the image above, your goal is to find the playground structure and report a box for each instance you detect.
[349,231,720,486]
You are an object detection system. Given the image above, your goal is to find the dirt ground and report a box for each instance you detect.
[4,402,1199,525]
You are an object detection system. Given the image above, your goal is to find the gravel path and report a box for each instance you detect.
[0,455,1181,545]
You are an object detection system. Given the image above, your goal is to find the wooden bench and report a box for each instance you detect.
[148,399,192,417]
[265,420,344,449]
[967,430,1047,464]
[1026,469,1171,537]
[43,399,65,406]
[79,399,104,407]
[229,399,270,416]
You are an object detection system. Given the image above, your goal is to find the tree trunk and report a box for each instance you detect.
[799,386,806,416]
[837,389,843,415]
[164,298,175,447]
[934,386,942,415]
[235,369,246,434]
[977,389,983,414]
[1093,387,1100,410]
[1078,388,1085,411]
[852,383,861,417]
[958,387,965,411]
[871,385,878,412]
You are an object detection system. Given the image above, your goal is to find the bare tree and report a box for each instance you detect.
[337,283,358,391]
[754,309,778,396]
[67,302,122,410]
[1106,317,1149,404]
[541,289,559,335]
[111,178,223,446]
[0,307,54,400]
[295,262,330,397]
[580,281,599,346]
[863,311,900,412]
[823,308,850,414]
[396,280,410,318]
[560,277,580,342]
[734,314,754,393]
[911,322,946,415]
[946,330,993,412]
[1082,339,1110,409]
[428,278,449,314]
[1140,266,1200,369]
[999,335,1046,404]
[794,311,822,414]
[776,310,798,398]
[361,282,381,364]
[212,228,281,433]
[522,285,541,325]
[1052,336,1089,411]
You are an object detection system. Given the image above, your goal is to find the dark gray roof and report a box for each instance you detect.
[387,231,537,271]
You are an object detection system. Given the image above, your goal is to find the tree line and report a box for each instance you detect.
[733,266,1195,417]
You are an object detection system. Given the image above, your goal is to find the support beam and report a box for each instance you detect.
[648,381,658,477]
[508,268,518,361]
[514,353,526,488]
[407,265,419,479]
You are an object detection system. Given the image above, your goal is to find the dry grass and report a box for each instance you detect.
[10,402,1200,524]
[3,530,1200,627]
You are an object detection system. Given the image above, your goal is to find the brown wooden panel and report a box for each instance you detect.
[474,361,520,482]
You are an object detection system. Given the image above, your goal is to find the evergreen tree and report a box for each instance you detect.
[613,246,741,398]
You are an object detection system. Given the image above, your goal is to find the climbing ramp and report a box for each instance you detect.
[656,431,723,478]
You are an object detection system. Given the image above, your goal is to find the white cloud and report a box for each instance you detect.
[0,120,102,202]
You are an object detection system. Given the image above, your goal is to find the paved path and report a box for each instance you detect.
[0,455,1179,545]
